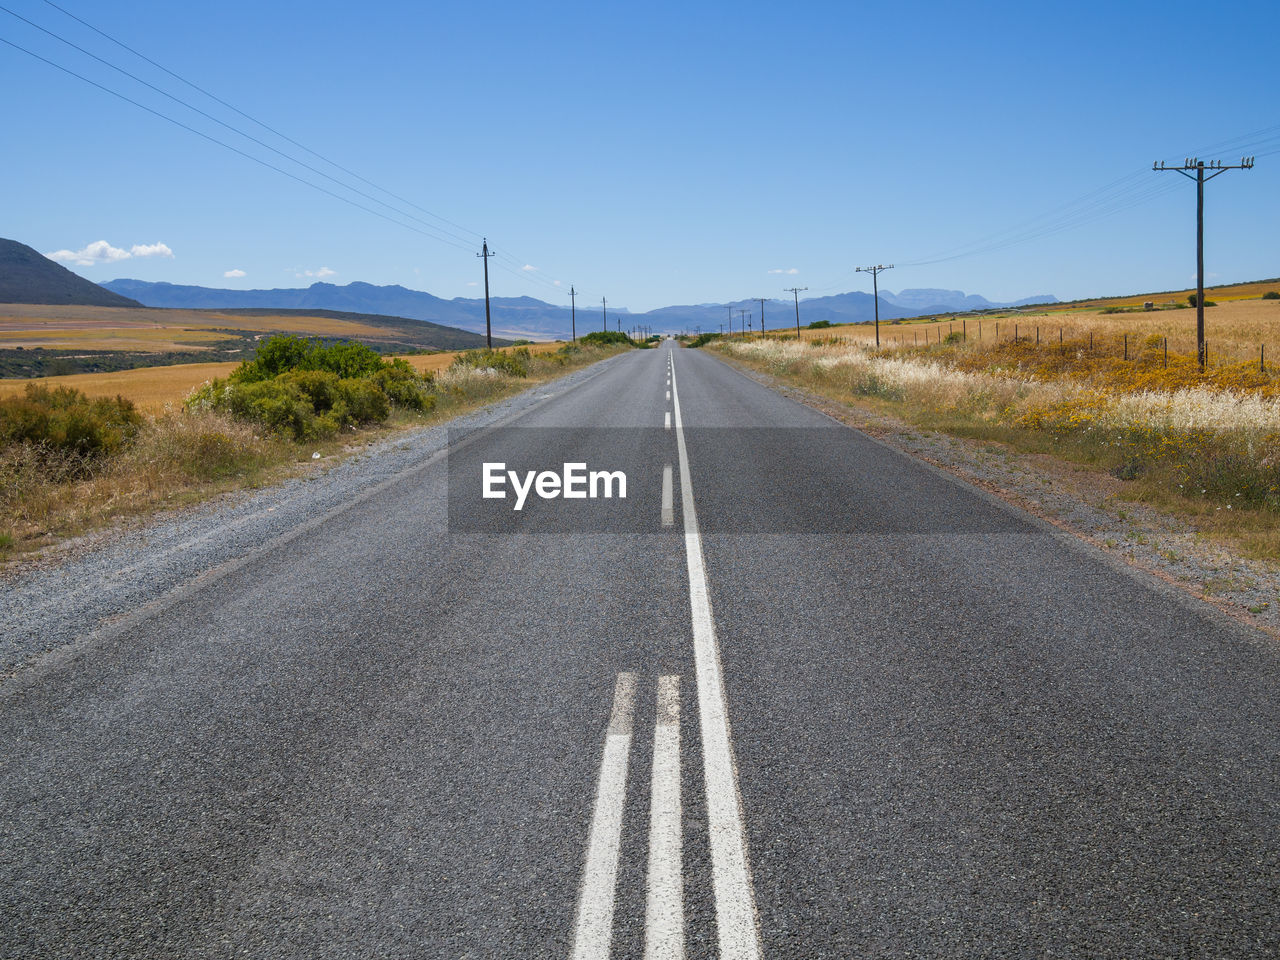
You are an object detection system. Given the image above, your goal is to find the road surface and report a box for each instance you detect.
[2,342,1277,958]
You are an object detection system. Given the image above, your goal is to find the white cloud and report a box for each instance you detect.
[466,281,479,287]
[521,264,537,272]
[224,268,247,278]
[45,239,173,266]
[297,266,336,279]
[45,240,132,266]
[130,242,173,259]
[553,280,562,287]
[767,267,800,275]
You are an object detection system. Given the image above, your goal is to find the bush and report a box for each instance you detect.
[688,333,722,348]
[233,335,387,383]
[1263,291,1279,300]
[0,383,142,458]
[579,330,633,346]
[943,331,964,344]
[806,319,832,329]
[373,360,435,411]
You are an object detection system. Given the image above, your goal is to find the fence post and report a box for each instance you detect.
[963,319,967,341]
[1262,344,1266,374]
[1124,333,1128,361]
[1164,337,1168,368]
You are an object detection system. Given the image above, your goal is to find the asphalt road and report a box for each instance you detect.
[2,341,1277,958]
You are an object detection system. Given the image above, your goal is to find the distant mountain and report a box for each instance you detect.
[878,288,1058,314]
[102,278,1059,337]
[104,279,575,340]
[0,238,142,307]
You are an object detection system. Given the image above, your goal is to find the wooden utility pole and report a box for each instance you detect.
[856,264,894,348]
[756,298,768,336]
[477,238,495,348]
[569,286,578,342]
[601,296,607,333]
[1154,156,1255,369]
[785,286,807,337]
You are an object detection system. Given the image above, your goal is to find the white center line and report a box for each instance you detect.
[666,389,671,401]
[645,675,684,959]
[572,672,638,960]
[661,465,674,527]
[669,356,763,959]
[664,411,672,430]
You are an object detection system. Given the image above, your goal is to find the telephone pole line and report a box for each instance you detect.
[477,238,495,348]
[756,298,768,337]
[1154,156,1256,369]
[785,286,807,338]
[855,264,893,348]
[569,286,578,342]
[601,297,607,333]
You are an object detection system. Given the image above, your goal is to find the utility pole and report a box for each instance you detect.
[856,264,894,348]
[602,297,607,333]
[1154,156,1255,369]
[756,298,767,336]
[726,304,734,337]
[477,238,495,348]
[739,309,746,337]
[569,286,578,342]
[785,286,807,338]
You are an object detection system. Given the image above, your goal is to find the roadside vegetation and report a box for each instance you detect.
[0,334,629,562]
[716,303,1280,558]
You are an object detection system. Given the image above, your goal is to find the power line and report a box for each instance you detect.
[6,6,574,293]
[0,35,476,254]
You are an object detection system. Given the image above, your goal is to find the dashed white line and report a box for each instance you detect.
[670,356,763,959]
[661,465,674,527]
[665,411,672,430]
[645,675,684,960]
[572,672,638,960]
[666,389,671,401]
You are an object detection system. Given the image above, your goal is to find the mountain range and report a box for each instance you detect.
[100,280,1057,339]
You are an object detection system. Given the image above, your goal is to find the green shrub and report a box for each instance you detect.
[806,319,832,329]
[579,330,633,346]
[1263,291,1280,300]
[0,383,142,458]
[233,335,387,383]
[373,360,435,411]
[688,332,722,348]
[943,331,964,344]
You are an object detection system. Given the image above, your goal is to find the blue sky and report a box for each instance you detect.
[3,0,1277,312]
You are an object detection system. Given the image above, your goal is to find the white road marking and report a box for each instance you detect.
[670,356,763,958]
[645,676,684,960]
[665,411,672,430]
[666,389,671,401]
[661,465,674,527]
[572,673,638,960]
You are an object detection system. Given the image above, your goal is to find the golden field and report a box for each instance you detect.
[784,298,1280,367]
[0,303,413,346]
[0,341,569,413]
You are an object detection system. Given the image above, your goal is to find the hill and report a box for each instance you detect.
[0,238,143,308]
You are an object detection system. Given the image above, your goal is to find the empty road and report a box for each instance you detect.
[2,341,1277,958]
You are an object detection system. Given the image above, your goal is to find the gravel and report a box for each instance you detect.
[0,357,623,681]
[725,359,1280,640]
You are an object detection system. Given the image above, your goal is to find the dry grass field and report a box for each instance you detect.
[784,298,1280,367]
[0,303,415,350]
[0,340,570,413]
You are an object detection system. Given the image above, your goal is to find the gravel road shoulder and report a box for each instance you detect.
[719,354,1280,641]
[0,355,624,682]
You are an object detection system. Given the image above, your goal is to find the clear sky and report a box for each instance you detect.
[3,0,1278,313]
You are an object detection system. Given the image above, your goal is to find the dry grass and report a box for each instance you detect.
[0,341,573,414]
[778,298,1280,368]
[717,335,1280,559]
[0,304,407,341]
[0,361,242,414]
[0,341,624,563]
